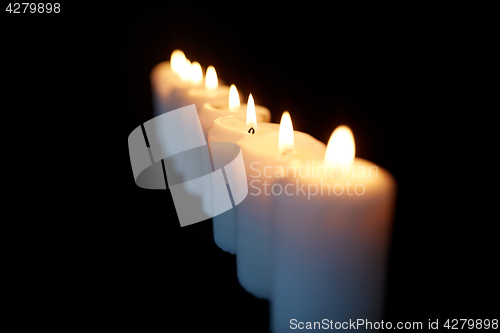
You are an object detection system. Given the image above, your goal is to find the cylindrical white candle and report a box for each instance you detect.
[235,116,326,300]
[150,50,204,116]
[270,126,397,332]
[200,85,271,139]
[151,54,230,202]
[175,65,230,114]
[207,100,276,255]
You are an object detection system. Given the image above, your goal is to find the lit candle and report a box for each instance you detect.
[206,95,276,254]
[199,85,271,138]
[235,114,327,300]
[150,52,227,200]
[179,65,230,114]
[270,126,397,332]
[150,50,204,116]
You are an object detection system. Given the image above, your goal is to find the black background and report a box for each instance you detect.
[2,3,497,331]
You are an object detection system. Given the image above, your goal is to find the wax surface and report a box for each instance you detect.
[207,116,276,255]
[235,130,327,300]
[200,102,270,138]
[270,158,397,332]
[207,116,279,145]
[185,86,230,113]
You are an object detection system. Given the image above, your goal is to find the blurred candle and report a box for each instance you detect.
[270,126,397,332]
[200,86,271,138]
[150,50,204,116]
[206,95,274,254]
[235,113,326,299]
[181,65,230,114]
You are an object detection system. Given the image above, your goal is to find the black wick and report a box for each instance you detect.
[248,127,255,134]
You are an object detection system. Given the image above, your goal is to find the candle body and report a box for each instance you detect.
[270,159,396,332]
[143,104,212,202]
[150,62,229,200]
[236,132,326,300]
[207,117,277,254]
[181,86,230,115]
[200,102,271,139]
[150,61,202,116]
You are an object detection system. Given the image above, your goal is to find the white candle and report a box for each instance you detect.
[207,95,275,254]
[150,53,230,201]
[199,85,271,139]
[150,50,204,116]
[235,113,326,300]
[270,126,397,332]
[178,66,230,114]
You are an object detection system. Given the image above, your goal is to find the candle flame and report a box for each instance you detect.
[229,84,240,110]
[324,125,355,170]
[178,58,192,81]
[278,111,294,153]
[189,61,203,84]
[205,66,218,90]
[246,94,257,133]
[170,50,186,74]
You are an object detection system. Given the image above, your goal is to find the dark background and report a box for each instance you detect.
[3,3,497,331]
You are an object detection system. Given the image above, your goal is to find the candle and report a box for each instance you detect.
[150,52,230,199]
[179,65,231,114]
[150,50,204,116]
[199,85,271,138]
[206,95,275,254]
[270,126,397,332]
[235,114,327,300]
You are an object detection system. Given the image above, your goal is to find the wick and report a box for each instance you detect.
[248,127,255,134]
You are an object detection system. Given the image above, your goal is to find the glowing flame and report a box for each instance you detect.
[205,66,218,90]
[170,50,186,74]
[278,111,294,153]
[229,84,240,110]
[246,94,257,133]
[189,61,203,84]
[178,58,192,81]
[324,125,355,170]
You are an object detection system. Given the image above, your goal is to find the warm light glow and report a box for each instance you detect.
[189,62,203,84]
[278,111,294,153]
[170,50,186,74]
[246,94,257,133]
[205,66,218,89]
[324,125,355,170]
[229,84,240,110]
[178,58,192,81]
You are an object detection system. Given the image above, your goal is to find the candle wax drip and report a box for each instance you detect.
[248,127,255,134]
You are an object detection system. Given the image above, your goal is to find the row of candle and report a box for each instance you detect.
[150,50,397,332]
